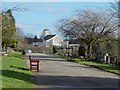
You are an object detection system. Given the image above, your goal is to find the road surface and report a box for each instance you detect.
[24,53,119,89]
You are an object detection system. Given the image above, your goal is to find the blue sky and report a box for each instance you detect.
[2,2,110,38]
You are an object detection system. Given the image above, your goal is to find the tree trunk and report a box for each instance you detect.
[85,44,92,59]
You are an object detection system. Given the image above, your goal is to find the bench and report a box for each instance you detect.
[29,56,40,72]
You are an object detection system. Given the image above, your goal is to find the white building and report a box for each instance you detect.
[31,29,80,48]
[31,29,63,47]
[43,34,63,47]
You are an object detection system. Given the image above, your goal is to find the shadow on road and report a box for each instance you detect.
[33,74,119,89]
[24,54,120,90]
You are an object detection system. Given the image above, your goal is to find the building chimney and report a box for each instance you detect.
[43,29,49,37]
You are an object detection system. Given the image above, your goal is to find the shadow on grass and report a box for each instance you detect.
[10,65,29,71]
[2,70,35,84]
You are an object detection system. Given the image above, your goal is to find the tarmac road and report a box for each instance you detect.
[25,53,119,89]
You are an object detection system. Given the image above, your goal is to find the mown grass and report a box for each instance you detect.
[0,56,2,89]
[75,59,120,75]
[1,52,36,88]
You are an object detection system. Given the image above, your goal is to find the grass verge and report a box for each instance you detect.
[1,52,36,88]
[0,56,2,89]
[75,59,120,75]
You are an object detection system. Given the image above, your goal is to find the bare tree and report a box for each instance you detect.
[57,10,117,58]
[109,0,120,57]
[15,27,26,50]
[109,0,119,18]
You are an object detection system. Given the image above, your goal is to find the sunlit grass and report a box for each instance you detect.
[0,56,2,89]
[2,52,36,88]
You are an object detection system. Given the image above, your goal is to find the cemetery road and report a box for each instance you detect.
[25,53,119,89]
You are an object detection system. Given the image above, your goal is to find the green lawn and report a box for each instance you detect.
[75,59,120,75]
[1,52,36,88]
[0,56,2,89]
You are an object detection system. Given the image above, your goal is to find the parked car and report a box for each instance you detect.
[24,49,32,53]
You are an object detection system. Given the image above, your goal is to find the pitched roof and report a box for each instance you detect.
[33,38,43,42]
[25,37,43,44]
[25,37,33,44]
[43,35,56,41]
